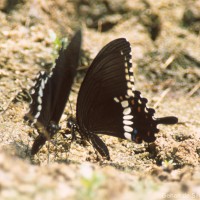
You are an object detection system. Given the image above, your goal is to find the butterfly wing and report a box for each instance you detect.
[76,38,133,158]
[24,30,82,154]
[119,91,178,143]
[76,38,178,159]
[48,30,82,124]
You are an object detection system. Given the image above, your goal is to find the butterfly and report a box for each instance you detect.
[66,38,178,160]
[24,30,82,155]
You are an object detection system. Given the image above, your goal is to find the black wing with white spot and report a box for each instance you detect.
[24,30,82,155]
[24,71,50,127]
[76,38,134,159]
[114,90,178,143]
[76,38,178,159]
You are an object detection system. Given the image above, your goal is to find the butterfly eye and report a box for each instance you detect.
[48,122,60,134]
[67,121,73,129]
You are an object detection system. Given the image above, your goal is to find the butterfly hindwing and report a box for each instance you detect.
[24,71,50,126]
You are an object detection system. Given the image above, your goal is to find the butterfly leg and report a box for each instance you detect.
[63,126,77,142]
[71,125,77,141]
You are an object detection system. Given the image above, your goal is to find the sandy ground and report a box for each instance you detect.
[0,0,200,199]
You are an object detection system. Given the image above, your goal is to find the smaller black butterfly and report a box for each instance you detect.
[66,38,178,160]
[24,30,82,155]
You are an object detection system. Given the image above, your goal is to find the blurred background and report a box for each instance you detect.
[0,0,199,199]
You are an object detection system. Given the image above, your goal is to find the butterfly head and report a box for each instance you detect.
[47,121,60,137]
[67,116,77,129]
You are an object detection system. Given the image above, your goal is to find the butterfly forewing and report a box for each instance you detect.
[48,30,82,123]
[77,39,133,140]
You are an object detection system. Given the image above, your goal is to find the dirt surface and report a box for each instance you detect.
[0,0,200,199]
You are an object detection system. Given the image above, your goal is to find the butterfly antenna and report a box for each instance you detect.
[54,131,58,161]
[68,99,74,117]
[47,142,50,164]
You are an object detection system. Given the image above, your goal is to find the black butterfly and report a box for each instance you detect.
[67,38,178,160]
[24,30,82,155]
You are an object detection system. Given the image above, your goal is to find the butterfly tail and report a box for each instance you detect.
[155,116,178,125]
